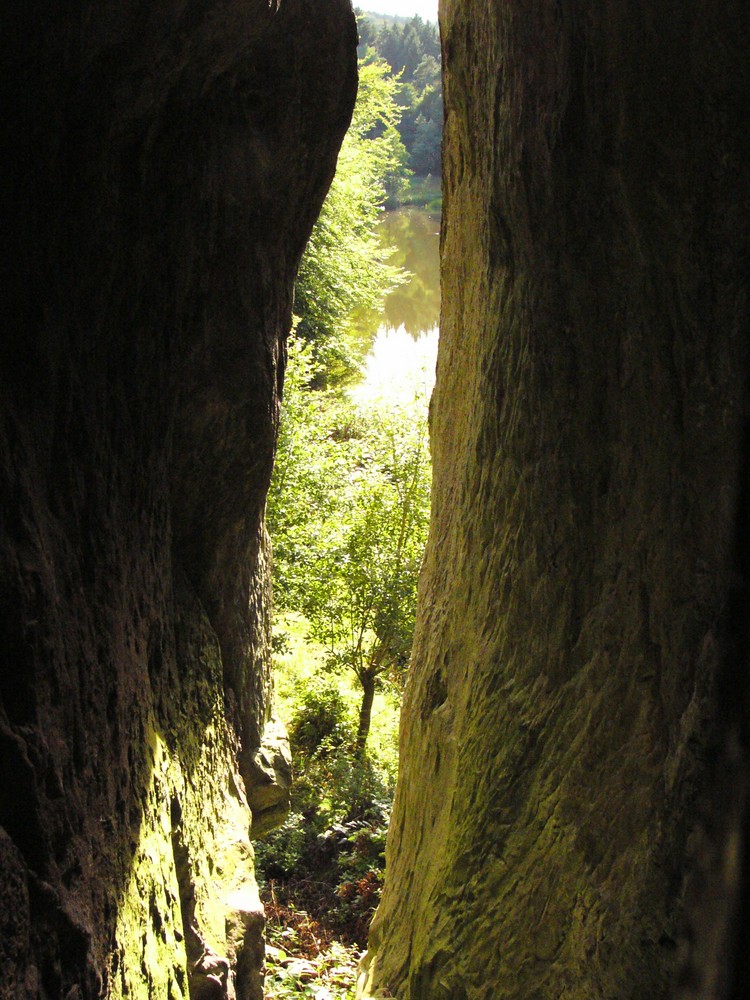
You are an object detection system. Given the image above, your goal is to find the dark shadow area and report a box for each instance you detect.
[0,1,357,996]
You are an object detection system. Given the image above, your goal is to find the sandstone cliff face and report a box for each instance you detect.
[360,3,750,998]
[0,3,356,997]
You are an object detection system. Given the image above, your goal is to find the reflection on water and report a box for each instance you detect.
[355,206,441,400]
[379,208,440,337]
[352,206,441,346]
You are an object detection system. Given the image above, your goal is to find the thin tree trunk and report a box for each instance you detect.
[356,668,377,756]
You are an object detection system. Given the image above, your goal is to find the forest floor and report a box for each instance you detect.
[263,877,364,1000]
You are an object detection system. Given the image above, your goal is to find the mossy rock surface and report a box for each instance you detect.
[359,1,750,997]
[0,1,357,995]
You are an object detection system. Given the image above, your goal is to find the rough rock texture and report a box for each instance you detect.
[359,3,750,999]
[0,2,356,997]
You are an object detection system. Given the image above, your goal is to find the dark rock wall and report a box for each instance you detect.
[0,2,357,997]
[360,2,750,998]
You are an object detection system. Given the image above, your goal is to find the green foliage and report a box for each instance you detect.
[365,15,440,83]
[397,173,442,212]
[256,690,393,980]
[411,111,442,176]
[255,812,310,882]
[270,614,401,793]
[288,683,352,756]
[263,31,438,972]
[261,657,397,830]
[268,335,431,751]
[256,589,401,967]
[264,934,359,1000]
[256,624,398,881]
[294,55,409,384]
[258,803,391,947]
[356,12,442,180]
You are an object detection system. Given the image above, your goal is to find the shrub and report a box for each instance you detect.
[288,682,353,756]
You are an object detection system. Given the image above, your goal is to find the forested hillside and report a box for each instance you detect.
[356,11,442,179]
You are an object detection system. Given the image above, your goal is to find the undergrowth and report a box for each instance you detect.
[264,911,359,1000]
[259,809,389,998]
[258,618,398,999]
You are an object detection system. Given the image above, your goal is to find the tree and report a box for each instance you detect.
[270,40,433,772]
[267,338,432,755]
[411,113,442,176]
[293,54,410,384]
[353,14,442,180]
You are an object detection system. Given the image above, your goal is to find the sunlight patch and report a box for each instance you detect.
[353,325,438,406]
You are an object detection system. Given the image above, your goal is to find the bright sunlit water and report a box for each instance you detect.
[354,206,440,405]
[353,324,438,405]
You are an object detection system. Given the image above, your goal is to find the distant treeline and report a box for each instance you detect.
[356,11,442,178]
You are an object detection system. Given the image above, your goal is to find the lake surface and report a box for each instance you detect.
[379,207,441,337]
[356,207,441,402]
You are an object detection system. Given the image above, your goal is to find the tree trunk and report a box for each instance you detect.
[356,668,377,756]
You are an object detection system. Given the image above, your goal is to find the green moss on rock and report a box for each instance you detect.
[359,1,750,997]
[0,1,358,996]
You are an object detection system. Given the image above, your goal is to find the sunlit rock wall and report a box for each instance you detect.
[0,2,356,997]
[360,2,750,998]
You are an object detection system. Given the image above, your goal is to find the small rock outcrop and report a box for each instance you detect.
[359,1,750,998]
[0,2,357,996]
